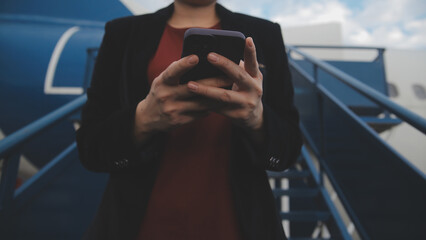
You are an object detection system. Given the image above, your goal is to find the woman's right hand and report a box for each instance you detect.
[133,55,227,146]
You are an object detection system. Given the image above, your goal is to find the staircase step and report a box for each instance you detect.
[280,211,330,222]
[272,188,319,198]
[267,170,311,179]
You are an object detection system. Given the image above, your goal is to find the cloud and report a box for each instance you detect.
[222,0,426,49]
[356,0,426,27]
[131,0,426,49]
[126,0,171,13]
[269,1,351,27]
[348,0,426,48]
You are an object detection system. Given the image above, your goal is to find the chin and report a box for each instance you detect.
[176,0,217,7]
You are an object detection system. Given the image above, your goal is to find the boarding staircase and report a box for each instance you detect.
[1,46,425,240]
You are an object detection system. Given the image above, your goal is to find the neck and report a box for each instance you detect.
[168,1,219,28]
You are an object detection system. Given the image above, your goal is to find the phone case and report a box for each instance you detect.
[180,28,246,84]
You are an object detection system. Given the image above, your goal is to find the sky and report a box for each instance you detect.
[133,0,426,49]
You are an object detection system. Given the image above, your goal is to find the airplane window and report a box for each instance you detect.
[387,83,398,98]
[413,84,426,100]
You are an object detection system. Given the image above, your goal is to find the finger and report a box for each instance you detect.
[168,114,202,128]
[161,55,199,85]
[182,111,209,119]
[244,37,260,78]
[232,83,239,91]
[169,84,197,100]
[170,83,229,101]
[197,77,232,89]
[187,81,246,105]
[207,52,253,89]
[177,111,209,125]
[239,60,244,68]
[176,100,211,113]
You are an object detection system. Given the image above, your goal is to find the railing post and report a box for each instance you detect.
[376,48,393,120]
[287,49,292,59]
[314,64,326,186]
[0,94,88,233]
[278,47,291,212]
[83,48,97,92]
[275,178,282,212]
[0,154,20,213]
[377,49,388,95]
[313,64,318,85]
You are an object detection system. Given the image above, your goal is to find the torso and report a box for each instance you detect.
[137,23,242,240]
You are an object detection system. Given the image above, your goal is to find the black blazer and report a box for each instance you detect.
[76,3,302,240]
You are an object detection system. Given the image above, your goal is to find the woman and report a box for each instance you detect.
[76,0,302,239]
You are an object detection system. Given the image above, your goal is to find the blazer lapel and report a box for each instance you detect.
[216,4,244,32]
[123,4,174,105]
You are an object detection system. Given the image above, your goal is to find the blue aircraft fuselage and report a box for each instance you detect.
[0,0,133,167]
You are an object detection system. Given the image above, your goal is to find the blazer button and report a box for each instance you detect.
[269,156,280,168]
[114,159,128,169]
[274,158,280,167]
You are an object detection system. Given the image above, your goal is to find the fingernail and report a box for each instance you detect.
[188,55,197,64]
[248,37,254,48]
[208,53,219,62]
[188,81,198,91]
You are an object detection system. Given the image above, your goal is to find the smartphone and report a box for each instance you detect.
[180,28,246,84]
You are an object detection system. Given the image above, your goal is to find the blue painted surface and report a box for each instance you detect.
[288,46,426,135]
[290,54,426,239]
[0,2,126,237]
[0,20,103,168]
[0,96,108,239]
[294,59,386,115]
[4,151,108,240]
[0,22,103,126]
[0,96,87,158]
[0,0,131,22]
[0,0,131,169]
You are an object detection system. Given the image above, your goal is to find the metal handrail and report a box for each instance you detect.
[287,45,426,135]
[301,146,352,240]
[288,45,426,239]
[292,45,385,51]
[0,95,87,159]
[0,94,86,215]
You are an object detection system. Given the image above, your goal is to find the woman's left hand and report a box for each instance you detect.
[187,37,264,131]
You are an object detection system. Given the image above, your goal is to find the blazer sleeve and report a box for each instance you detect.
[249,23,303,172]
[76,20,161,173]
